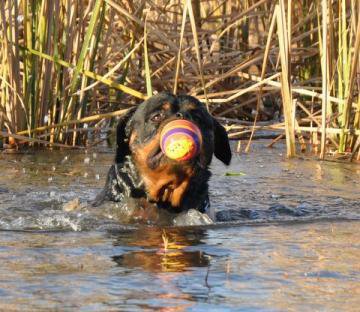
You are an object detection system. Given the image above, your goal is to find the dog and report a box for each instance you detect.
[94,92,231,216]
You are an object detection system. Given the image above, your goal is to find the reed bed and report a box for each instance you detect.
[0,0,359,160]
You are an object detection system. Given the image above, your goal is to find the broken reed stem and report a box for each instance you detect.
[202,73,280,104]
[235,71,356,108]
[74,38,145,95]
[23,47,147,100]
[17,108,130,136]
[0,131,83,149]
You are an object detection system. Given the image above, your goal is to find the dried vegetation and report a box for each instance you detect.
[0,0,359,160]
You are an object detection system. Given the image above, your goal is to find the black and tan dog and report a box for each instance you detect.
[94,92,231,215]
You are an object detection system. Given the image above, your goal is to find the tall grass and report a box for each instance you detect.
[0,0,359,159]
[1,0,144,147]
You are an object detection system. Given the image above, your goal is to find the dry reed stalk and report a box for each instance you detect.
[17,108,130,136]
[320,0,329,159]
[173,0,188,94]
[277,2,295,157]
[144,13,153,97]
[217,92,274,117]
[202,73,280,104]
[23,47,147,99]
[297,127,360,136]
[0,0,359,156]
[0,131,82,149]
[74,38,145,95]
[236,71,357,108]
[245,8,277,152]
[186,0,209,108]
[343,14,360,131]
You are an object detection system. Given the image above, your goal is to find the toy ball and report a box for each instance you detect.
[160,120,202,161]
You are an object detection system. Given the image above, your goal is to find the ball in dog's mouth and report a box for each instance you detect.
[160,120,202,161]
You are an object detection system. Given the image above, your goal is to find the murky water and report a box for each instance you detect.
[0,142,359,310]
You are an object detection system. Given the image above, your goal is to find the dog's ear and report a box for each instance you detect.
[213,118,231,165]
[115,107,136,163]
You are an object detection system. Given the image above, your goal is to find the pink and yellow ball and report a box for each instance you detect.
[160,120,202,161]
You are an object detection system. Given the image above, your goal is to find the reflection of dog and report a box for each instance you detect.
[95,92,231,214]
[112,227,209,273]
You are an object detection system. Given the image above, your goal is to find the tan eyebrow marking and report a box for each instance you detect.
[162,102,171,110]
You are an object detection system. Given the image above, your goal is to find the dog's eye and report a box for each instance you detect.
[150,112,165,122]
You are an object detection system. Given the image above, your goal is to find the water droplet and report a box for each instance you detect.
[61,156,69,164]
[95,174,100,180]
[271,194,281,199]
[52,166,56,171]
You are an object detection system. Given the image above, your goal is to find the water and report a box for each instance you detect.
[0,142,359,310]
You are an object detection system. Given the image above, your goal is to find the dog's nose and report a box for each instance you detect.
[175,112,184,119]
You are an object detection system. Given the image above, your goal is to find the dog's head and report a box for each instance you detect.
[115,92,231,209]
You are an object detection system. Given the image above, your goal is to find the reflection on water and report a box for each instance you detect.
[0,222,359,310]
[0,142,360,310]
[111,227,210,272]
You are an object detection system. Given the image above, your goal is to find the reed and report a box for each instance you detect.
[0,0,145,147]
[0,0,359,160]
